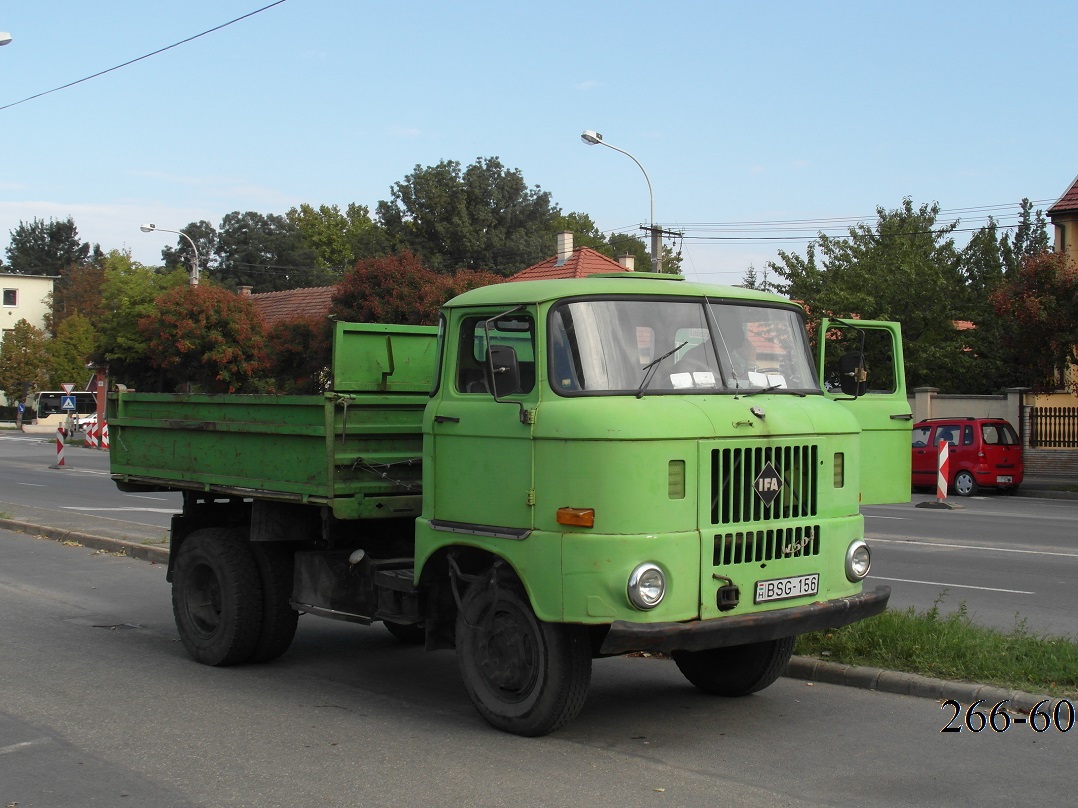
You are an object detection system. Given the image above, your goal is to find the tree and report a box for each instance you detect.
[332,251,503,326]
[139,284,266,393]
[0,319,49,404]
[263,316,333,394]
[990,251,1078,392]
[96,251,188,390]
[46,261,107,336]
[287,203,389,271]
[377,157,560,275]
[161,220,218,278]
[45,313,96,389]
[214,211,327,292]
[5,217,91,276]
[768,198,966,390]
[1000,198,1050,275]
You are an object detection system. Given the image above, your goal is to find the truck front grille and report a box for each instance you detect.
[713,524,821,567]
[710,444,819,525]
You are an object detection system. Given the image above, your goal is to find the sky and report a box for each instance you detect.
[1,0,1076,286]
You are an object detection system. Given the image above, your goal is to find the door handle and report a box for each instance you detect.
[434,415,460,424]
[890,413,913,420]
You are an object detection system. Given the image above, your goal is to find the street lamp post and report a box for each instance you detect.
[140,223,200,285]
[580,129,661,273]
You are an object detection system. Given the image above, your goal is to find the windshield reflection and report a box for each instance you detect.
[548,298,820,395]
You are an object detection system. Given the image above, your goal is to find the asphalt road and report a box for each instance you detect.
[865,492,1078,637]
[2,529,1074,808]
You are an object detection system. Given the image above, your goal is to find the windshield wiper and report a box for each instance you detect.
[636,341,688,398]
[741,385,807,397]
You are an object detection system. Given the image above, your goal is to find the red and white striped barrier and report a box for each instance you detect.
[49,427,66,469]
[936,439,949,503]
[84,422,109,450]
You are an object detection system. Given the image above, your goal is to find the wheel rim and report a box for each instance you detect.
[955,472,974,496]
[476,601,542,703]
[184,561,223,639]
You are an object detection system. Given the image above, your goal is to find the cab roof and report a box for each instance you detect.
[441,274,796,310]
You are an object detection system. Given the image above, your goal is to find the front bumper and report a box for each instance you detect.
[598,585,890,655]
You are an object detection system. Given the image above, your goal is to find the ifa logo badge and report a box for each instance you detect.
[753,462,783,506]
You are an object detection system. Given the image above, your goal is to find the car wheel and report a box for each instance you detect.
[456,574,591,736]
[953,470,978,497]
[672,636,795,696]
[171,528,263,666]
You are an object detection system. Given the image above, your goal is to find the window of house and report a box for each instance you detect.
[2,289,16,307]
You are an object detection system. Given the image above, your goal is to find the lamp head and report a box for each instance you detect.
[139,223,156,233]
[580,130,603,145]
[0,33,12,46]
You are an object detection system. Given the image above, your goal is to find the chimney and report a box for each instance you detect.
[555,231,573,266]
[238,286,253,297]
[617,254,635,272]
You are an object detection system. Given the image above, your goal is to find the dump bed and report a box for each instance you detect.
[108,323,438,521]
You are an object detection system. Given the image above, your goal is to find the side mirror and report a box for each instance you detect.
[838,351,868,397]
[488,345,521,398]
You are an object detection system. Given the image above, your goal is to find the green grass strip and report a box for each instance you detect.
[795,601,1078,698]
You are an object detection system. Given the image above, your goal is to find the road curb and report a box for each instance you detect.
[785,655,1065,713]
[0,517,169,565]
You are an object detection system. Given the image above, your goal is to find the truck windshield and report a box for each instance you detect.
[548,298,820,395]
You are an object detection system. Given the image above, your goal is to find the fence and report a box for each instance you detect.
[1029,407,1078,448]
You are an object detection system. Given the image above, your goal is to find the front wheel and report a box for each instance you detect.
[672,636,795,696]
[953,469,978,497]
[456,576,591,736]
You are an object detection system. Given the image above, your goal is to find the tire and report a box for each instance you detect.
[383,621,425,645]
[456,577,592,736]
[672,636,795,696]
[953,470,978,497]
[250,543,299,663]
[171,528,263,666]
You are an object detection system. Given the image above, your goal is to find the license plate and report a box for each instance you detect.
[997,475,1012,484]
[755,573,819,604]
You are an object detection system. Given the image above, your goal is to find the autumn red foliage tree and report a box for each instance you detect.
[139,284,265,393]
[264,316,333,394]
[332,250,504,326]
[991,251,1078,392]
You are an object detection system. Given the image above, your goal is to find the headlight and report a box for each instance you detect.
[845,540,871,582]
[627,563,666,610]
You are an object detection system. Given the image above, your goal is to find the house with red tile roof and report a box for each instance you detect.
[509,232,635,281]
[242,285,336,327]
[1048,173,1078,266]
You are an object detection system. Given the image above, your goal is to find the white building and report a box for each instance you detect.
[1,273,57,408]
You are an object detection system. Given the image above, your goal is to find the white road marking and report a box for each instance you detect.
[870,536,1078,559]
[870,575,1034,595]
[0,737,52,755]
[61,507,178,514]
[17,482,45,487]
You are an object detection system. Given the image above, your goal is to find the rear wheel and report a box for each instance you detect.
[250,543,299,663]
[672,636,795,696]
[953,470,978,497]
[383,621,425,645]
[172,528,263,666]
[456,576,591,736]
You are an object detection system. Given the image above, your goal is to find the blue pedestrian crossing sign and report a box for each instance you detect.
[61,395,77,410]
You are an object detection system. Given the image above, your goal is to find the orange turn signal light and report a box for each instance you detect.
[556,507,595,528]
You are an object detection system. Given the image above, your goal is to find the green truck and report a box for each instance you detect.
[109,274,911,736]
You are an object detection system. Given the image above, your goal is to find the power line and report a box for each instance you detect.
[0,1,289,112]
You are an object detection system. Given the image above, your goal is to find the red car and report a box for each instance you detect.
[911,417,1023,496]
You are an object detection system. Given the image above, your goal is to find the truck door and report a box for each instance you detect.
[428,309,538,534]
[817,319,912,505]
